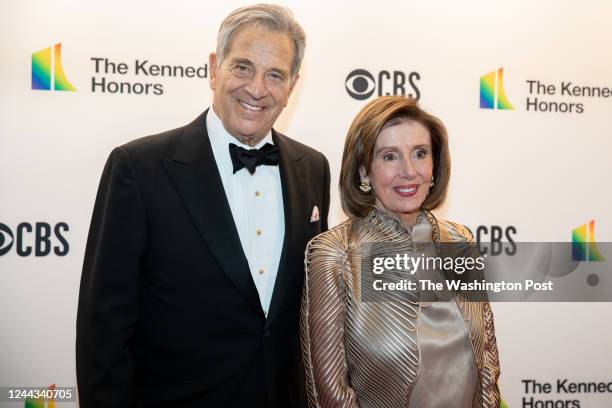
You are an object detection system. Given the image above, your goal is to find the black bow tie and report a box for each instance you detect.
[229,143,280,174]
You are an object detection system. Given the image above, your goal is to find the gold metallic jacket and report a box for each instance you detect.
[300,209,501,407]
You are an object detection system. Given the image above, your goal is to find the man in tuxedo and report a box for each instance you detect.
[76,5,330,407]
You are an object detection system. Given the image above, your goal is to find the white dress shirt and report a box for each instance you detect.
[206,108,285,316]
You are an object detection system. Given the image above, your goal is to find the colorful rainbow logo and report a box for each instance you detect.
[32,43,76,91]
[480,68,513,110]
[24,384,56,408]
[572,220,605,262]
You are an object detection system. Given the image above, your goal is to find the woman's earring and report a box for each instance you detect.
[429,176,435,188]
[359,178,372,193]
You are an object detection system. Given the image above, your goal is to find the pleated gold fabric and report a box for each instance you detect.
[300,208,501,407]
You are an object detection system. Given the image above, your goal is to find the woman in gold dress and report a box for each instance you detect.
[300,96,500,407]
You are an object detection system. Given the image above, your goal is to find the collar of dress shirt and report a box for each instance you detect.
[207,106,274,154]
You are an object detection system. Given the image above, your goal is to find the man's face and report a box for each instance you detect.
[209,24,298,145]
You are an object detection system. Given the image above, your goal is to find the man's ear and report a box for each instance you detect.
[209,53,218,91]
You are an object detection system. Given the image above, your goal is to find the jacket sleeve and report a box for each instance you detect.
[300,230,359,408]
[76,146,146,408]
[464,225,502,408]
[482,300,502,408]
[465,229,501,408]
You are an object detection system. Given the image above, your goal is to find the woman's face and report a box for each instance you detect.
[363,118,434,226]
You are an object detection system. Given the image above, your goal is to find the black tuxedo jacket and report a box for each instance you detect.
[76,110,330,408]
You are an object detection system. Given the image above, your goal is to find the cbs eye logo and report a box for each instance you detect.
[345,68,421,101]
[0,222,69,257]
[345,69,376,100]
[0,223,14,256]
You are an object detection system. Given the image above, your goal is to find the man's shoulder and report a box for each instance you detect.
[120,125,184,160]
[274,130,326,161]
[117,112,206,162]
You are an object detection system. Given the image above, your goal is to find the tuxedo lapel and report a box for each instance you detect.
[162,110,263,314]
[267,130,309,323]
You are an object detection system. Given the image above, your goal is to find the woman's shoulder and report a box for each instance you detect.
[432,215,474,243]
[304,220,355,281]
[306,219,353,253]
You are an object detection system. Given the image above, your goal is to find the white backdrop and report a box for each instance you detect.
[1,1,611,407]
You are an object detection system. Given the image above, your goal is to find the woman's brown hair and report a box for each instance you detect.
[339,96,451,218]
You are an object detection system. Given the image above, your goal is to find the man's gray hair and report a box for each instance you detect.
[216,4,306,79]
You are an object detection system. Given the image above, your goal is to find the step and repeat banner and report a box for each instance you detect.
[1,1,611,407]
